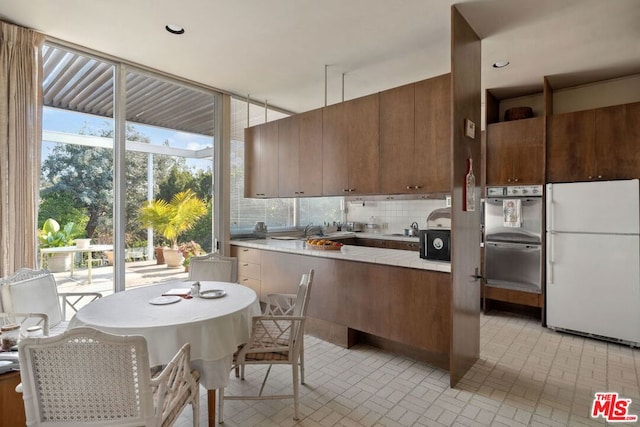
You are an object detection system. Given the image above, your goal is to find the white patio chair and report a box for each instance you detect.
[188,253,238,283]
[17,327,200,427]
[219,269,313,423]
[0,268,101,336]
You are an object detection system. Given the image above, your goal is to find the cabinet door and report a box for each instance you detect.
[243,126,259,198]
[485,122,514,185]
[347,93,380,195]
[415,74,451,193]
[511,117,544,184]
[322,102,349,195]
[379,83,415,194]
[298,108,323,197]
[595,103,640,180]
[260,121,279,197]
[487,117,544,185]
[546,110,596,183]
[277,115,300,197]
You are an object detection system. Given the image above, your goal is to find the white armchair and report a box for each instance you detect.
[219,269,314,423]
[0,268,101,336]
[17,327,200,426]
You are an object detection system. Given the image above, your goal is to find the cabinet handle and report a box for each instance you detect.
[299,191,304,194]
[343,189,349,192]
[588,176,592,180]
[242,249,249,252]
[507,179,511,183]
[414,185,422,190]
[513,179,519,182]
[243,263,249,266]
[406,185,412,190]
[350,188,356,192]
[597,175,602,179]
[256,193,265,196]
[243,278,248,282]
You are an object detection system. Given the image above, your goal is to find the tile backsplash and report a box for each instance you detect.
[346,198,448,233]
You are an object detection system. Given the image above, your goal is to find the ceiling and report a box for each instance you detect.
[1,0,639,115]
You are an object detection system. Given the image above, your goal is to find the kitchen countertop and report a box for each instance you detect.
[230,237,450,273]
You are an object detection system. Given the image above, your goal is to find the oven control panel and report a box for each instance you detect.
[486,185,543,197]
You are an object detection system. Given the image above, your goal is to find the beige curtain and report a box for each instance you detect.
[0,21,44,276]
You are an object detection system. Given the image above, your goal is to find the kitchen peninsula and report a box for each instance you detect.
[230,237,452,368]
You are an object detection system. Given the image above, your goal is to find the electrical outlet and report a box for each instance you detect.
[381,222,389,230]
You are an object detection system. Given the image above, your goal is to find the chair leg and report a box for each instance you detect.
[300,339,305,385]
[218,388,224,424]
[292,361,300,421]
[193,383,200,427]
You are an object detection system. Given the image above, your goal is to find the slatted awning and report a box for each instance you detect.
[42,45,216,137]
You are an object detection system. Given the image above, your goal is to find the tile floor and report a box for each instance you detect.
[175,310,640,427]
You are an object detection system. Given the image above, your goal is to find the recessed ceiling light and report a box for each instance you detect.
[492,61,510,68]
[165,24,185,35]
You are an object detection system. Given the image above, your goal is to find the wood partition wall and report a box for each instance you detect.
[449,5,482,387]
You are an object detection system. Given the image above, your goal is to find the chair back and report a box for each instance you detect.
[292,269,314,318]
[0,269,63,328]
[18,327,156,426]
[188,253,238,283]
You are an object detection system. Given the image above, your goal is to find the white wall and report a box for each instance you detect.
[345,198,447,233]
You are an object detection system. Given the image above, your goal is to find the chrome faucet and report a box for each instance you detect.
[303,224,323,238]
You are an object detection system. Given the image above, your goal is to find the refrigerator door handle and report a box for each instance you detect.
[547,185,553,232]
[548,232,554,285]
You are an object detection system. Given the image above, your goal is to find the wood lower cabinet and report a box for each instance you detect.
[486,117,544,185]
[237,246,451,364]
[547,102,640,183]
[0,371,26,426]
[232,246,261,298]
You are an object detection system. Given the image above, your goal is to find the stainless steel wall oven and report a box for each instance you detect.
[484,185,543,294]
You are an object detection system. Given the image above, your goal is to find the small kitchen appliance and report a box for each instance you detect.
[420,207,451,261]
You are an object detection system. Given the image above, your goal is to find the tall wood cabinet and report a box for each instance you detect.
[486,117,545,185]
[323,93,380,196]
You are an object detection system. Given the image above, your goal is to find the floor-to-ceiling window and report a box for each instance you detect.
[40,43,216,292]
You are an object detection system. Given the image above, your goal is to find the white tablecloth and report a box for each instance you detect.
[67,281,261,389]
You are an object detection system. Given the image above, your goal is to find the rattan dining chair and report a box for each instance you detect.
[0,268,101,336]
[188,253,238,283]
[17,327,200,427]
[218,269,314,423]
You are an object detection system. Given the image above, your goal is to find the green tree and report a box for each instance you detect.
[40,122,175,239]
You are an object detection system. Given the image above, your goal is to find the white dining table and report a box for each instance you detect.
[67,281,261,426]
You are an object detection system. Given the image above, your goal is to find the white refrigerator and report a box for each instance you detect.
[546,179,640,345]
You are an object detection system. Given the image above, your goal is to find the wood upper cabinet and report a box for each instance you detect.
[594,102,640,180]
[298,108,323,196]
[379,74,451,194]
[244,120,279,198]
[323,93,380,195]
[278,109,323,197]
[379,82,416,194]
[277,115,300,197]
[547,102,640,183]
[547,110,596,183]
[486,116,544,185]
[415,74,451,193]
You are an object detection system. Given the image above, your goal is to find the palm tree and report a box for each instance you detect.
[137,189,207,249]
